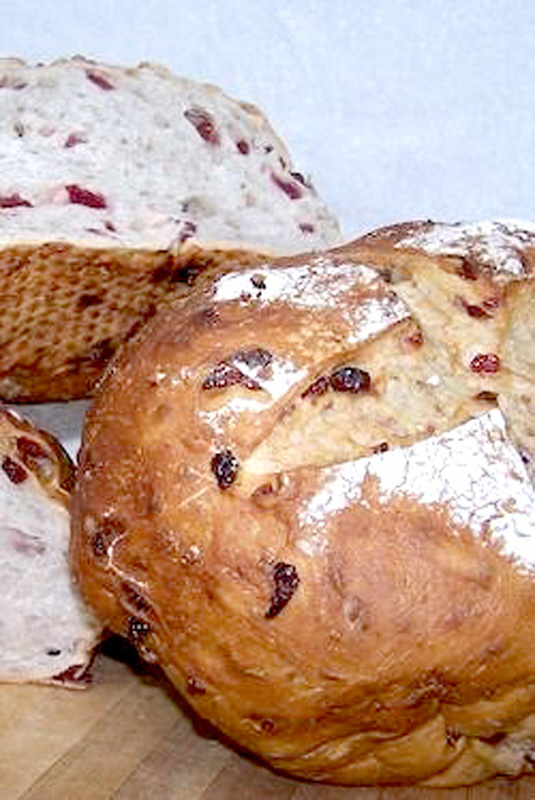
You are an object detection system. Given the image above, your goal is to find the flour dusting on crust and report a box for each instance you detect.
[214,259,410,344]
[396,220,535,278]
[301,410,535,568]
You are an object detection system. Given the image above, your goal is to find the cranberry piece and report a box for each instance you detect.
[250,273,266,290]
[179,220,197,243]
[463,303,489,318]
[203,363,261,391]
[475,390,498,402]
[270,173,303,200]
[2,456,27,484]
[64,132,86,148]
[235,348,273,370]
[299,222,315,234]
[85,69,115,91]
[236,139,250,154]
[373,442,390,453]
[0,193,32,209]
[330,367,371,393]
[211,450,239,489]
[470,353,501,374]
[458,297,494,318]
[128,617,151,642]
[184,106,220,145]
[186,676,207,695]
[265,562,300,619]
[203,348,273,391]
[66,184,107,209]
[290,171,309,187]
[404,329,424,347]
[15,437,53,477]
[16,436,48,462]
[456,259,479,280]
[482,296,501,311]
[301,376,330,399]
[77,293,103,311]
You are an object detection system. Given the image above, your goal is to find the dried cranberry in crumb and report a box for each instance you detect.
[373,442,390,453]
[211,450,239,489]
[16,436,49,462]
[203,362,261,391]
[330,366,371,393]
[179,220,197,243]
[470,353,501,374]
[299,222,315,234]
[187,676,207,695]
[270,173,303,200]
[404,329,424,347]
[66,184,107,209]
[290,171,307,186]
[301,375,330,399]
[463,303,489,318]
[457,259,479,280]
[266,562,300,619]
[483,296,501,311]
[236,139,250,154]
[2,456,27,484]
[128,617,151,642]
[64,132,86,148]
[85,69,115,90]
[0,193,32,208]
[184,106,220,145]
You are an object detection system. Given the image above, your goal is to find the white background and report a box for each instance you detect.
[2,0,535,451]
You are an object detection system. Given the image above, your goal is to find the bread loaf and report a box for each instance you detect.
[0,56,341,401]
[0,407,99,686]
[71,219,535,785]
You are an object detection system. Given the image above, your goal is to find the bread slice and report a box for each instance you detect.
[0,56,341,401]
[0,407,99,686]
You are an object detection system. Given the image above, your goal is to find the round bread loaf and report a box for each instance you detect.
[0,56,340,401]
[71,220,535,785]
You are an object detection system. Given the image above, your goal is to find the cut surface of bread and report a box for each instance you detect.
[71,221,535,784]
[0,407,99,686]
[0,56,341,401]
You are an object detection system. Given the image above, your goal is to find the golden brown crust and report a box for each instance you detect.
[0,241,267,401]
[71,225,535,785]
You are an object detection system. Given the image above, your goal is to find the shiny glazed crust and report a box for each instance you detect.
[71,221,535,784]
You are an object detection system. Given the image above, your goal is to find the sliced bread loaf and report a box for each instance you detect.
[0,56,341,401]
[0,407,99,686]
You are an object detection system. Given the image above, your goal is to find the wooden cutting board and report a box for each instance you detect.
[2,640,535,800]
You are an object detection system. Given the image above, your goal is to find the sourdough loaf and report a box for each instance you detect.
[0,407,99,686]
[0,56,341,401]
[71,220,535,785]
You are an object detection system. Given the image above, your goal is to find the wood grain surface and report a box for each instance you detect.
[2,640,535,800]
